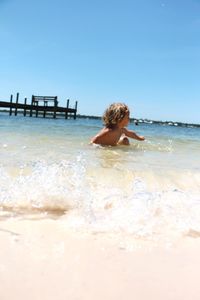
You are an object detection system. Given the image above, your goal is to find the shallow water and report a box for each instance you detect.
[0,114,200,243]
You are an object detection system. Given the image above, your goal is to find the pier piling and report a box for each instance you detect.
[9,94,13,116]
[74,101,78,120]
[24,97,27,116]
[15,93,19,116]
[65,99,69,119]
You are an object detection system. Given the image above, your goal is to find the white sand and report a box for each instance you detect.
[0,218,200,300]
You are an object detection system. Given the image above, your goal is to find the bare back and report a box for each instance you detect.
[91,127,123,146]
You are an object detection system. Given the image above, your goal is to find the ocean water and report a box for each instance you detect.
[1,114,200,245]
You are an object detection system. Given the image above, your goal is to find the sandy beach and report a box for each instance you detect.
[0,218,200,300]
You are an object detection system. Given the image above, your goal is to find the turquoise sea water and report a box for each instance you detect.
[1,114,200,243]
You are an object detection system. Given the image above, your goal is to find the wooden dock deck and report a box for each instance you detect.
[0,93,78,119]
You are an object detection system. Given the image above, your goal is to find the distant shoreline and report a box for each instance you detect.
[77,114,200,128]
[0,109,199,128]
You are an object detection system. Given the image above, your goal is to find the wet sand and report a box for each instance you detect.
[0,218,200,300]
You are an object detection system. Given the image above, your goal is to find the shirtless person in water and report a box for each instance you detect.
[91,102,145,146]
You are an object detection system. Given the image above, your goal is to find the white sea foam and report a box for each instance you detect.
[0,116,200,242]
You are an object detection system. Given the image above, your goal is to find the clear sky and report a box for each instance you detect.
[0,0,199,123]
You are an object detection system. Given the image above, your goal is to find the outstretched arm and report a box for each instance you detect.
[122,128,145,141]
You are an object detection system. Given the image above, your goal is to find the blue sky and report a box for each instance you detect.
[0,0,199,123]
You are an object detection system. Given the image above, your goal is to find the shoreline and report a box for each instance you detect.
[76,114,200,128]
[1,110,200,127]
[1,218,200,300]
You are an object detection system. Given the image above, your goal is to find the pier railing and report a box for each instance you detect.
[0,93,78,119]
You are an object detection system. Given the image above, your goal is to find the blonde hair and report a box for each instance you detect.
[103,103,130,128]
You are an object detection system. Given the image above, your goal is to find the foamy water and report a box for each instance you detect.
[1,114,200,243]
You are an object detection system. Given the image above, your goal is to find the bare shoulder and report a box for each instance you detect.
[91,127,110,143]
[95,127,111,138]
[91,127,120,146]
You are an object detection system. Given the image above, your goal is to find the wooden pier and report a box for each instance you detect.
[0,93,78,119]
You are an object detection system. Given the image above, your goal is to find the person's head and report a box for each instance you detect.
[102,102,130,128]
